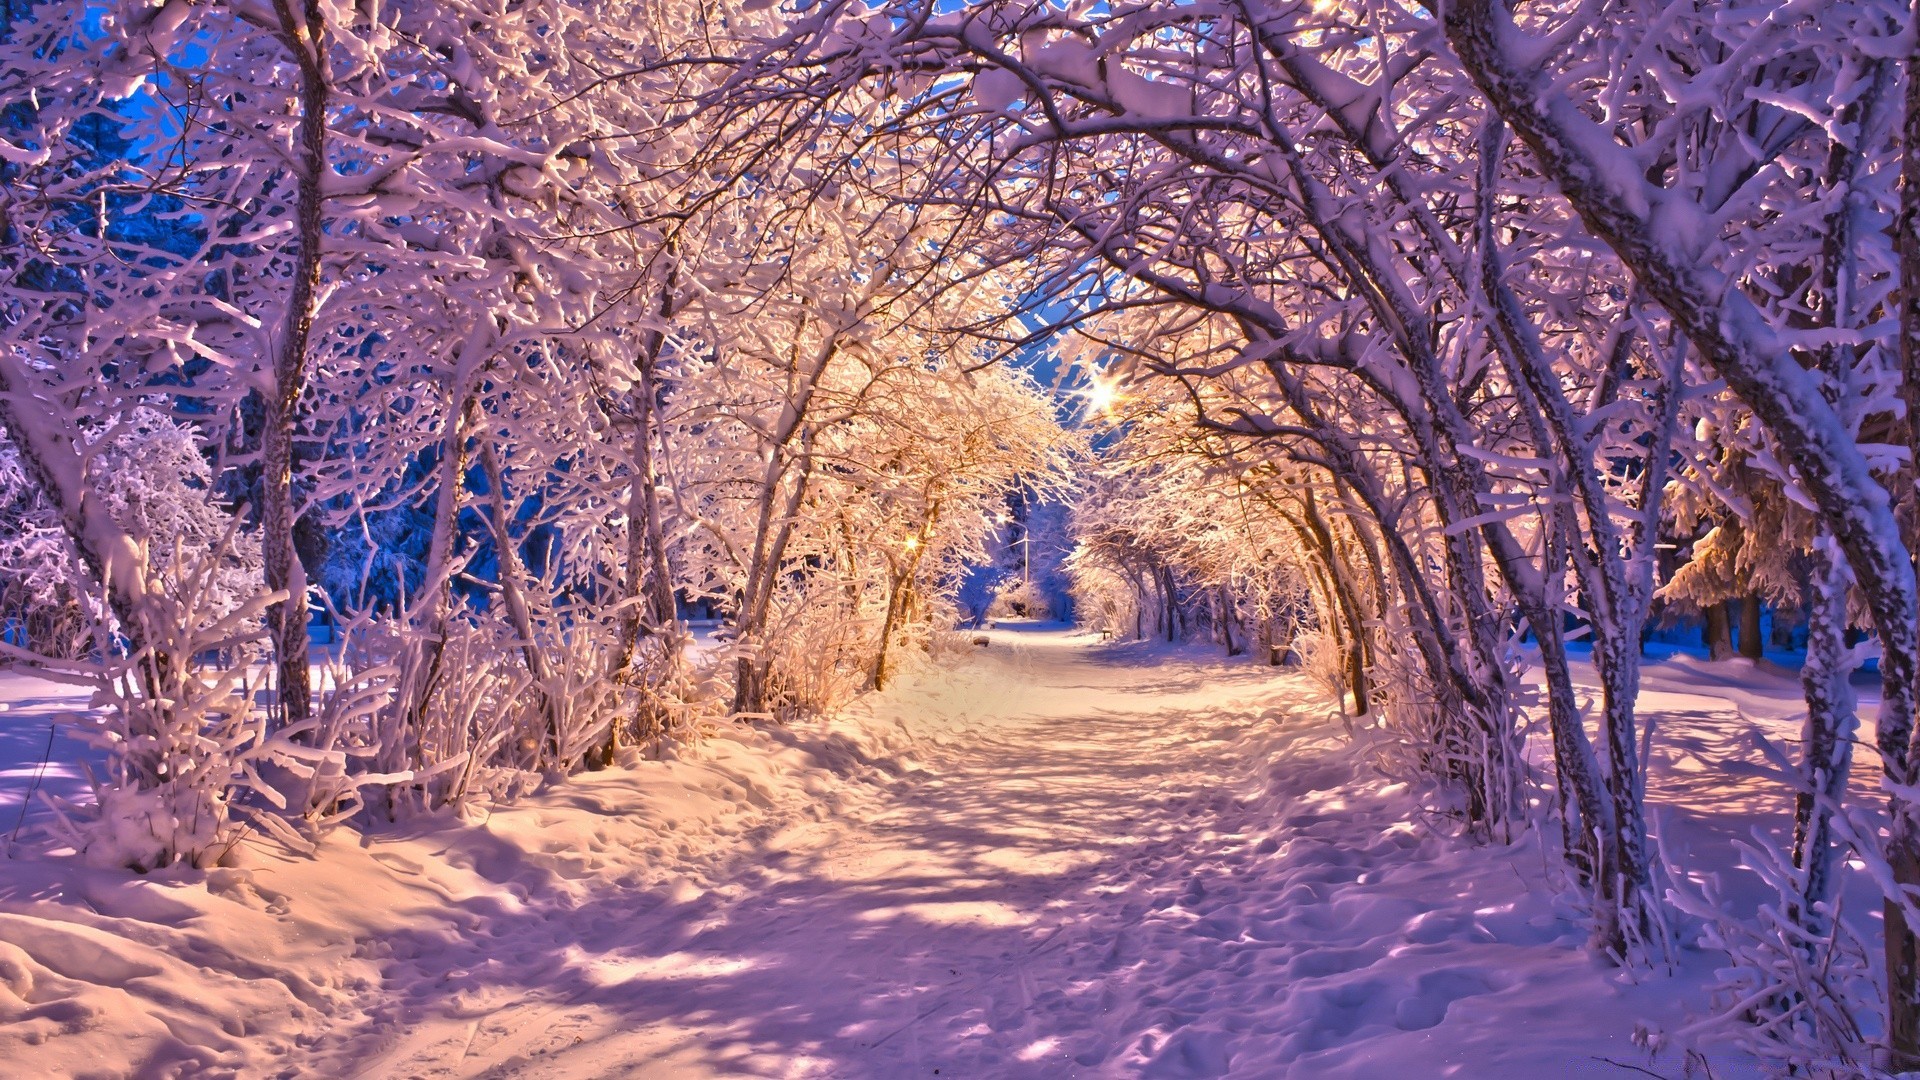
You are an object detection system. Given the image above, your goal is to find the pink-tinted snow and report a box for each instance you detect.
[0,626,1805,1077]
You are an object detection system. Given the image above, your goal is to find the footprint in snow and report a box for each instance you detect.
[1393,967,1502,1031]
[1141,1026,1235,1077]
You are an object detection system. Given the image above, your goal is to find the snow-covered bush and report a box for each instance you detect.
[988,577,1054,621]
[0,437,86,657]
[0,413,261,659]
[1664,826,1883,1077]
[0,413,284,868]
[1291,629,1351,709]
[89,412,263,623]
[343,604,528,814]
[41,529,270,871]
[752,577,882,720]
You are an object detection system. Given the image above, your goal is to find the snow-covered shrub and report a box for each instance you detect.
[1663,827,1883,1077]
[537,616,627,767]
[43,548,411,867]
[44,531,272,871]
[1064,553,1146,640]
[1367,595,1528,842]
[91,412,263,622]
[359,605,541,812]
[2,414,432,865]
[0,413,290,869]
[754,578,879,719]
[0,438,90,658]
[0,412,260,659]
[618,629,704,746]
[1292,628,1352,709]
[988,577,1054,621]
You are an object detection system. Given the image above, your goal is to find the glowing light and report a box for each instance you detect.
[1083,374,1118,416]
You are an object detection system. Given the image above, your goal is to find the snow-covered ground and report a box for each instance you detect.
[0,669,97,830]
[0,624,1853,1077]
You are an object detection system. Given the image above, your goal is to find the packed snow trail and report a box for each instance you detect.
[334,625,1715,1079]
[1,626,1764,1078]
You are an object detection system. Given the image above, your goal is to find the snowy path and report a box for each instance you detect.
[334,626,1695,1079]
[3,627,1761,1078]
[352,623,1301,1078]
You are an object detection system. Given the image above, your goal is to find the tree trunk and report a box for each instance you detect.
[730,331,839,717]
[594,312,682,766]
[1703,602,1735,661]
[480,443,562,764]
[1738,593,1764,660]
[871,568,914,691]
[262,0,330,733]
[1536,610,1625,945]
[1287,504,1371,714]
[1218,584,1241,657]
[1169,570,1186,640]
[1892,0,1920,1056]
[1772,608,1797,650]
[1892,836,1920,1068]
[1154,564,1173,642]
[384,387,478,787]
[1792,538,1856,931]
[1482,511,1619,931]
[1592,626,1657,954]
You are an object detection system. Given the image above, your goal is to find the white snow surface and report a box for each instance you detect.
[0,625,1799,1078]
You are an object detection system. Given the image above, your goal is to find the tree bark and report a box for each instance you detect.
[1703,602,1735,661]
[1792,538,1856,931]
[729,327,849,717]
[1892,0,1920,1055]
[1738,593,1764,661]
[593,283,683,766]
[872,508,936,692]
[1158,564,1175,642]
[384,385,479,787]
[1218,584,1241,657]
[262,0,330,732]
[480,443,562,764]
[1287,513,1368,714]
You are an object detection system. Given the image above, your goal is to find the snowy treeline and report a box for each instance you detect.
[0,1,1071,873]
[10,0,1920,1072]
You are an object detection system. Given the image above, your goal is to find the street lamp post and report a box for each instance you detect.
[996,511,1035,615]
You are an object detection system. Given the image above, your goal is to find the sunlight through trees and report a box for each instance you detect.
[3,0,1920,1071]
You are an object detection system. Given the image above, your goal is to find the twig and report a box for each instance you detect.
[1591,1055,1675,1079]
[8,723,57,844]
